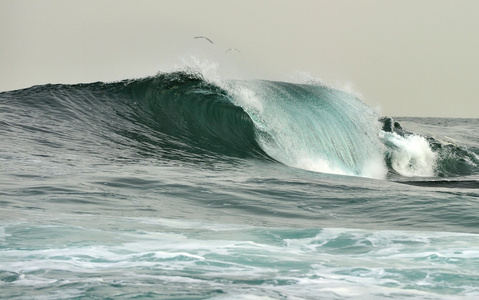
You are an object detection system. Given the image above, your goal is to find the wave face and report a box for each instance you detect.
[225,80,387,178]
[2,71,477,179]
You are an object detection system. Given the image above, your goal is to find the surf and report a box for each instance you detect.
[2,65,479,300]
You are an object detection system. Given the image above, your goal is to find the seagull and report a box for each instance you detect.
[225,48,241,53]
[194,36,214,44]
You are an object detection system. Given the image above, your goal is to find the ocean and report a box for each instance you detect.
[1,67,479,299]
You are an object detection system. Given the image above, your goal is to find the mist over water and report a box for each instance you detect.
[1,60,479,299]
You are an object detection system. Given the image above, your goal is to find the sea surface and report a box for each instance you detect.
[1,68,479,299]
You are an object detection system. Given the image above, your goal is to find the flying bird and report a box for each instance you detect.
[225,48,241,53]
[194,36,214,44]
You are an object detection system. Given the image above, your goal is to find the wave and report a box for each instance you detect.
[2,70,478,179]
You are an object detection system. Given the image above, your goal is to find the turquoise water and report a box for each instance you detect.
[1,70,479,299]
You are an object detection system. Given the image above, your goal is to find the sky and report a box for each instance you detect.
[1,0,478,118]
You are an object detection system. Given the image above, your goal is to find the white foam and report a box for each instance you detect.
[382,132,437,177]
[359,156,389,179]
[3,216,479,299]
[293,154,355,176]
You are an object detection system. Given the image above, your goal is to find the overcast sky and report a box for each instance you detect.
[1,0,478,117]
